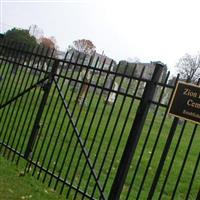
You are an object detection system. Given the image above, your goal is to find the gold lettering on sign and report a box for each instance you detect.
[183,88,198,98]
[187,99,200,109]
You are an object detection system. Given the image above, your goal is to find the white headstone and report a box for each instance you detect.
[107,82,119,104]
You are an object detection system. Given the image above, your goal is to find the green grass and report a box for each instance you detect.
[0,156,65,200]
[0,63,199,199]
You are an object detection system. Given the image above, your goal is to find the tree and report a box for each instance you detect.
[176,53,200,82]
[39,36,58,59]
[4,28,37,47]
[3,28,37,74]
[39,36,57,49]
[29,24,44,40]
[68,39,96,68]
[70,39,96,55]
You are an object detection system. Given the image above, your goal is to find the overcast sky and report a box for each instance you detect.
[1,0,200,74]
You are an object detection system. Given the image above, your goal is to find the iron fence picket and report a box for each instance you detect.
[54,60,108,199]
[196,188,200,200]
[147,77,194,200]
[124,70,171,200]
[102,66,145,194]
[0,39,11,94]
[34,53,85,180]
[62,57,102,199]
[28,51,70,176]
[0,43,27,152]
[185,153,200,199]
[61,58,110,198]
[38,52,75,184]
[0,42,20,109]
[6,44,38,159]
[32,52,82,186]
[16,47,52,164]
[108,63,164,200]
[171,124,198,200]
[157,119,187,199]
[0,40,199,200]
[79,61,120,200]
[71,57,108,199]
[39,53,71,184]
[0,40,16,103]
[130,74,180,200]
[89,63,137,199]
[24,52,57,159]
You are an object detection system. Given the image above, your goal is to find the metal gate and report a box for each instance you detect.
[0,39,199,199]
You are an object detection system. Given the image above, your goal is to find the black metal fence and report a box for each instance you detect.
[0,39,199,200]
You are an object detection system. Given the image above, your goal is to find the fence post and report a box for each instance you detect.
[24,59,59,159]
[108,62,164,200]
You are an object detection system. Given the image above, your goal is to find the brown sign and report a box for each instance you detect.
[168,81,200,125]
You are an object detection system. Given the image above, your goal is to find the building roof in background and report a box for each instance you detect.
[57,49,116,66]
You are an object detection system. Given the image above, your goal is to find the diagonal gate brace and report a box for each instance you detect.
[0,77,49,109]
[53,78,106,200]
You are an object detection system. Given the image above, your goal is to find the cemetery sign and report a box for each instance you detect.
[168,81,200,125]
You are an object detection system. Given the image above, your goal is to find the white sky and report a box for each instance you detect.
[1,0,200,74]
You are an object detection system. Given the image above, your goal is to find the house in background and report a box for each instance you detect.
[56,49,117,71]
[134,62,167,81]
[116,60,167,81]
[92,52,117,70]
[57,50,66,60]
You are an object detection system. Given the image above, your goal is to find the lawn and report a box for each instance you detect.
[0,156,65,200]
[0,61,199,200]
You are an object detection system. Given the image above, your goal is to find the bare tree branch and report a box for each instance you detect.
[176,53,200,81]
